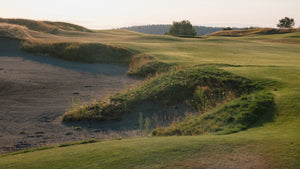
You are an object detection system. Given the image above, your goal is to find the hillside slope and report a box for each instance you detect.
[0,18,92,33]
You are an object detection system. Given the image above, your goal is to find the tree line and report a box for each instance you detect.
[121,24,239,36]
[122,17,296,37]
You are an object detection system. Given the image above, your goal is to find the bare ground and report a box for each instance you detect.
[0,38,143,153]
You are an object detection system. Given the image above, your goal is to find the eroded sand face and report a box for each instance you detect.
[0,39,141,153]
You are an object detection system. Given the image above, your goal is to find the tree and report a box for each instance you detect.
[223,27,232,31]
[167,20,197,36]
[277,17,295,28]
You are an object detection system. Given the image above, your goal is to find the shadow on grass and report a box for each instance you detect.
[252,101,277,128]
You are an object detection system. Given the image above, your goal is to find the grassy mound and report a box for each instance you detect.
[22,42,134,64]
[209,28,300,37]
[0,18,91,33]
[62,66,257,122]
[152,90,273,136]
[127,61,173,77]
[0,23,31,40]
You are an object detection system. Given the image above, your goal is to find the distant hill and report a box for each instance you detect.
[208,27,300,36]
[121,25,239,36]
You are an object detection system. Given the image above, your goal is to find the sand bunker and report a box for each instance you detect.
[0,38,141,153]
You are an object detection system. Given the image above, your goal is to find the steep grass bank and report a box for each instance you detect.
[62,66,258,122]
[152,90,273,136]
[22,41,134,64]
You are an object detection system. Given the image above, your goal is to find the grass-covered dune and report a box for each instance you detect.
[62,66,257,120]
[22,41,134,64]
[63,65,273,136]
[153,90,273,136]
[209,27,300,37]
[0,22,32,40]
[0,19,300,168]
[0,18,92,33]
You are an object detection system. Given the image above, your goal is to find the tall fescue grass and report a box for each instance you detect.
[0,23,31,40]
[128,60,173,77]
[22,41,134,64]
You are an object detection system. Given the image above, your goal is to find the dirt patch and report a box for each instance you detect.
[0,38,141,153]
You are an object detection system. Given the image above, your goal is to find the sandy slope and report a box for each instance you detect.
[0,39,141,153]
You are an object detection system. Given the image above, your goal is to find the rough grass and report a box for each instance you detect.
[127,60,173,77]
[22,41,134,64]
[0,23,32,40]
[62,66,257,122]
[152,90,274,136]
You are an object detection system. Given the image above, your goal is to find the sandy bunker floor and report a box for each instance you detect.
[0,39,142,153]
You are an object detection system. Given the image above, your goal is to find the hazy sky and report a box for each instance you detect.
[1,0,299,29]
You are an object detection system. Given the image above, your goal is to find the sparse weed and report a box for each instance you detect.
[73,126,82,131]
[139,112,143,136]
[144,117,150,136]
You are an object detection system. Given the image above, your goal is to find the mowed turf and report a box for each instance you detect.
[0,25,299,168]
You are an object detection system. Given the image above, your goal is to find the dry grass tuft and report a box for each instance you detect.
[0,23,32,40]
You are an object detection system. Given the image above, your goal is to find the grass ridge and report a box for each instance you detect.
[22,41,134,64]
[62,66,258,123]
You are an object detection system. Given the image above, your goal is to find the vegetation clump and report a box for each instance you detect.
[166,20,197,37]
[127,61,173,77]
[22,42,134,64]
[223,27,232,31]
[0,23,31,40]
[277,17,295,28]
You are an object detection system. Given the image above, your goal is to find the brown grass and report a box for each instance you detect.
[0,23,32,40]
[0,18,91,33]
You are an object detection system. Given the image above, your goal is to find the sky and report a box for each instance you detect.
[1,0,299,29]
